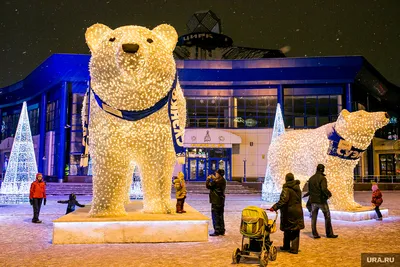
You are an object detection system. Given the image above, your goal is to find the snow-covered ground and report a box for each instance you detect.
[0,192,399,267]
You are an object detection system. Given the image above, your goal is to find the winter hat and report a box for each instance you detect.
[372,184,379,191]
[216,169,225,177]
[285,173,294,182]
[177,171,184,180]
[36,173,43,179]
[316,164,325,172]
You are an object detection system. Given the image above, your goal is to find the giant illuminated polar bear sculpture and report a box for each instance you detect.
[268,109,389,210]
[84,23,186,217]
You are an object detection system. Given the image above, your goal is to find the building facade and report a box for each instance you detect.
[0,54,399,182]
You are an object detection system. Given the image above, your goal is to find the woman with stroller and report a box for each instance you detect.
[269,173,304,254]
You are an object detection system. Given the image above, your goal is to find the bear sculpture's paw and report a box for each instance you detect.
[89,207,128,218]
[143,200,175,214]
[330,200,362,211]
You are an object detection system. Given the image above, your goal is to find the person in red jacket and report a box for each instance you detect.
[371,182,383,221]
[29,173,46,223]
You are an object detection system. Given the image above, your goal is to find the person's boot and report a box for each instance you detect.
[181,204,186,213]
[290,234,300,254]
[176,203,182,213]
[209,232,220,236]
[326,234,338,238]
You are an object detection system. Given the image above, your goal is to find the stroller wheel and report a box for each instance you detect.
[268,245,277,261]
[260,250,269,267]
[232,248,241,264]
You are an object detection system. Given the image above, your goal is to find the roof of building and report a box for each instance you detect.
[0,54,398,112]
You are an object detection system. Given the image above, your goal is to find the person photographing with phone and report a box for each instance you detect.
[206,169,226,236]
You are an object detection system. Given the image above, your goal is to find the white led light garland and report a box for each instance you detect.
[267,109,388,211]
[0,102,38,204]
[85,23,186,217]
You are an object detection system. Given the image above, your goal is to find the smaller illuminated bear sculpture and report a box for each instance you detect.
[267,109,389,211]
[85,23,186,217]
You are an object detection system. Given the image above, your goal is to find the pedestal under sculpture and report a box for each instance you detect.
[53,200,209,244]
[302,207,389,222]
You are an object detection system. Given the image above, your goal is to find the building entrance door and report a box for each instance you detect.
[185,147,231,181]
[209,158,230,180]
[188,158,207,181]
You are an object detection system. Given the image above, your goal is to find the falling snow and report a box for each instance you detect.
[0,0,399,87]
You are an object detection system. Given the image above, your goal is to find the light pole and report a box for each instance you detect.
[243,159,247,183]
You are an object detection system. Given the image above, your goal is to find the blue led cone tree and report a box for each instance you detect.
[0,102,38,204]
[262,103,285,202]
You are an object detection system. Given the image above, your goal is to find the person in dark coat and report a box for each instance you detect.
[308,164,338,239]
[57,193,85,214]
[29,173,46,223]
[269,173,304,254]
[206,169,227,236]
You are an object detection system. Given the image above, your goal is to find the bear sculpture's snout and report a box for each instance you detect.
[122,43,139,54]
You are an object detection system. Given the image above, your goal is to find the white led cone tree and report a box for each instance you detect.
[85,23,186,217]
[267,109,389,211]
[0,102,38,204]
[130,164,143,199]
[87,157,93,175]
[262,103,285,202]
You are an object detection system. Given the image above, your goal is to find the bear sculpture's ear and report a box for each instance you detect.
[85,23,112,52]
[152,24,178,52]
[338,109,350,121]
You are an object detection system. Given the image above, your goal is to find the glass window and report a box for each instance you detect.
[284,96,293,116]
[185,96,277,129]
[293,97,305,116]
[307,117,317,127]
[318,117,330,126]
[306,96,317,116]
[330,95,339,115]
[28,108,39,136]
[295,117,305,128]
[318,96,330,116]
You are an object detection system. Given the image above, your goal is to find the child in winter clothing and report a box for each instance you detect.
[58,193,85,214]
[371,183,383,220]
[30,173,46,223]
[174,172,187,213]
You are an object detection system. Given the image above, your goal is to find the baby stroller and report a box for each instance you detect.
[232,206,278,267]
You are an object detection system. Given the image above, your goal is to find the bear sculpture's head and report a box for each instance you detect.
[334,109,389,150]
[85,23,178,111]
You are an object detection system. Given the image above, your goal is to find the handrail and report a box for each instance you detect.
[354,175,399,183]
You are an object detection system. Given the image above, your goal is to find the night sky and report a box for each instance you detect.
[1,0,399,88]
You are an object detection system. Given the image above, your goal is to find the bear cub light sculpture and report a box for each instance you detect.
[84,23,186,217]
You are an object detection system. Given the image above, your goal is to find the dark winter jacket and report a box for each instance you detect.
[308,170,332,204]
[58,194,85,214]
[206,175,226,206]
[272,180,305,231]
[371,189,383,207]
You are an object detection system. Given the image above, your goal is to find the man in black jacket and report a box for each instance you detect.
[206,169,226,236]
[308,164,338,239]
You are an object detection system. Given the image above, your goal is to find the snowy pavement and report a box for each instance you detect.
[0,192,399,267]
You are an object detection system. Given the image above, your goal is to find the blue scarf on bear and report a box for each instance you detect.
[80,73,185,167]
